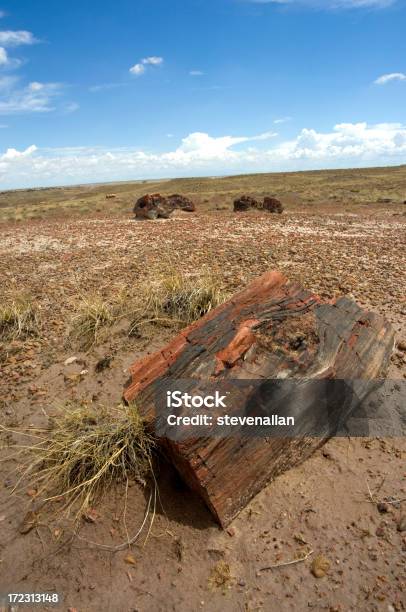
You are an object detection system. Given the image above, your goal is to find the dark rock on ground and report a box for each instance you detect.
[263,196,284,214]
[167,194,195,212]
[134,193,196,219]
[233,195,260,212]
[234,195,284,214]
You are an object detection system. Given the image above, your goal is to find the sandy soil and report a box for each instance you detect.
[0,206,405,612]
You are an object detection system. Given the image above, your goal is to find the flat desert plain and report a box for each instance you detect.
[0,166,405,612]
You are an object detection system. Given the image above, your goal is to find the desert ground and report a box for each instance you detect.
[0,166,405,612]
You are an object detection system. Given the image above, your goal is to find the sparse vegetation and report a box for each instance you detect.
[129,270,226,336]
[208,561,234,593]
[69,295,117,349]
[0,294,40,341]
[9,403,154,519]
[1,165,406,223]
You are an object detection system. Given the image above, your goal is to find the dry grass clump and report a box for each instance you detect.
[0,294,39,341]
[69,295,116,349]
[129,270,225,336]
[208,561,234,593]
[13,403,154,519]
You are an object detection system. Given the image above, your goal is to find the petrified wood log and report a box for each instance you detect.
[263,196,284,214]
[234,195,284,214]
[134,193,196,219]
[124,271,394,526]
[167,194,195,212]
[233,195,260,212]
[133,193,173,220]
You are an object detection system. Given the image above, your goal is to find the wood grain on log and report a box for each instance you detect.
[124,271,394,526]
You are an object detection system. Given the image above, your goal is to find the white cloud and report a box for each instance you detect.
[190,70,204,76]
[374,72,406,85]
[142,56,163,65]
[249,0,396,8]
[0,144,37,161]
[129,63,146,76]
[130,56,163,76]
[0,30,37,47]
[1,123,406,189]
[274,116,292,124]
[0,80,63,114]
[0,46,8,65]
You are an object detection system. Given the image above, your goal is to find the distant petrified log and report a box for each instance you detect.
[106,193,117,199]
[167,194,195,212]
[233,195,260,212]
[124,271,394,526]
[133,193,173,220]
[263,196,284,214]
[234,195,284,213]
[134,193,196,219]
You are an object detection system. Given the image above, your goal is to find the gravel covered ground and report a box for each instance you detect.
[0,205,405,611]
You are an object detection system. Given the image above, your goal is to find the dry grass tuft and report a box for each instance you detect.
[129,270,226,336]
[11,403,154,519]
[208,561,234,593]
[0,294,40,341]
[69,295,116,349]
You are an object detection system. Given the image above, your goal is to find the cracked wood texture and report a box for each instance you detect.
[124,271,394,526]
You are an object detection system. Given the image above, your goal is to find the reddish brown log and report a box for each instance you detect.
[123,271,394,526]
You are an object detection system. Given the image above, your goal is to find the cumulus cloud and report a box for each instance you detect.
[129,63,145,76]
[0,30,37,46]
[1,122,406,189]
[0,144,37,161]
[130,56,163,76]
[374,72,406,85]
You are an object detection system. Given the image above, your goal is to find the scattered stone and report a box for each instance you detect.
[396,340,406,352]
[95,355,113,372]
[311,555,330,578]
[377,502,389,513]
[397,515,406,532]
[64,356,78,366]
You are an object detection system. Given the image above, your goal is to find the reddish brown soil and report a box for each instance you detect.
[0,207,405,611]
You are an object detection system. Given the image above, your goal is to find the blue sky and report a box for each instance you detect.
[0,0,406,188]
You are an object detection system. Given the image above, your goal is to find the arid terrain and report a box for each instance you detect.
[0,166,405,612]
